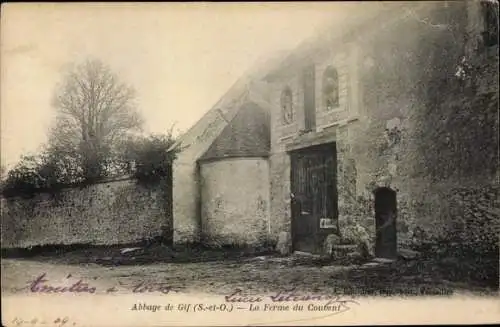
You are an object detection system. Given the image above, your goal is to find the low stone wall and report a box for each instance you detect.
[1,177,171,249]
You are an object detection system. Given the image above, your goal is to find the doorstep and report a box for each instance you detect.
[292,251,322,259]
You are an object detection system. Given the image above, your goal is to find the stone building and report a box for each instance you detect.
[171,58,277,246]
[172,1,499,258]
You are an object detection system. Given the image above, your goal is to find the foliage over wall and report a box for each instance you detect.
[118,133,179,184]
[1,133,179,198]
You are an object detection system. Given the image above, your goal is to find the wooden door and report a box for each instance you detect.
[290,143,338,253]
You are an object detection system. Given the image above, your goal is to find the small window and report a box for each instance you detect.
[281,87,294,125]
[481,0,499,47]
[323,66,339,110]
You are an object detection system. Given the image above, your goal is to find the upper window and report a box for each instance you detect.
[323,66,339,110]
[281,87,294,125]
[481,0,499,47]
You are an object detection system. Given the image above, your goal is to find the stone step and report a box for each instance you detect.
[293,251,321,258]
[332,244,358,253]
[398,248,420,260]
[372,257,396,264]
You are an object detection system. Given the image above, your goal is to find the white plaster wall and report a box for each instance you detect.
[200,158,270,246]
[172,160,201,243]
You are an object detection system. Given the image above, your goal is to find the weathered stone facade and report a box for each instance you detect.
[263,1,498,254]
[172,1,498,256]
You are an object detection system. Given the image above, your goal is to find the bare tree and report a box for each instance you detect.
[50,58,143,181]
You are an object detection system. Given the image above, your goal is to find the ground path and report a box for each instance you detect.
[2,253,494,297]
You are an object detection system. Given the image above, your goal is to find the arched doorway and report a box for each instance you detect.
[374,187,397,259]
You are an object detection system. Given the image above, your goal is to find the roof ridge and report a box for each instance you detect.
[169,51,285,152]
[168,76,249,152]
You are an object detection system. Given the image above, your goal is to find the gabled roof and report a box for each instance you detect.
[168,76,249,154]
[170,52,285,162]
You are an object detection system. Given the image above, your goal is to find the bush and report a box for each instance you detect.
[118,133,179,184]
[2,131,179,197]
[1,154,64,197]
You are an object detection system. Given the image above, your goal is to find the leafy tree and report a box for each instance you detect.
[118,130,179,183]
[50,58,143,182]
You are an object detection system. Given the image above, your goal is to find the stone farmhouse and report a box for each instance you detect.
[172,1,499,258]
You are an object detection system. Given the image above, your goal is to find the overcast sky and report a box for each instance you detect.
[1,3,348,169]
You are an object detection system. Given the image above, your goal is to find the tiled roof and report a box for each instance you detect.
[198,101,270,161]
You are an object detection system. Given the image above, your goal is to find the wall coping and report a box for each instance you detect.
[1,174,135,201]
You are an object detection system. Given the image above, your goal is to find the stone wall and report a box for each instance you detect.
[1,177,171,248]
[338,2,453,247]
[268,151,291,243]
[199,158,270,246]
[343,0,498,249]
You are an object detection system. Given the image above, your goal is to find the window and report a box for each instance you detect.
[323,66,339,110]
[303,65,316,131]
[481,0,499,47]
[281,87,294,125]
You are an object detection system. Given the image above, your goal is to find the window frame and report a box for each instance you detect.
[280,86,294,125]
[322,66,340,111]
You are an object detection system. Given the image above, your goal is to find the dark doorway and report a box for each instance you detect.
[374,187,397,259]
[303,64,316,132]
[290,143,338,253]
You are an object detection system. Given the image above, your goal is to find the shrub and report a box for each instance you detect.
[1,154,60,197]
[118,133,179,184]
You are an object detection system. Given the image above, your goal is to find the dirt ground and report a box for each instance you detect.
[2,249,496,297]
